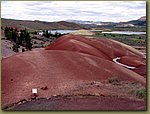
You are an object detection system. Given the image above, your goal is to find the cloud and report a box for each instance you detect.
[1,1,146,22]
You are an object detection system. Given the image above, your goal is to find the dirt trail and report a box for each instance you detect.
[7,96,146,110]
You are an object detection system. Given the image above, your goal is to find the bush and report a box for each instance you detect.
[135,89,146,99]
[108,76,120,85]
[12,44,19,52]
[113,34,116,37]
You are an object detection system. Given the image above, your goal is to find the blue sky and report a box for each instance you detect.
[1,1,146,22]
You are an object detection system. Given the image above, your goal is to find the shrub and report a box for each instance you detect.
[113,34,116,37]
[108,76,120,85]
[135,89,146,99]
[12,43,19,52]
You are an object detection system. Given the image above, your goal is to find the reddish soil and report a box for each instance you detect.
[1,35,146,110]
[45,35,146,77]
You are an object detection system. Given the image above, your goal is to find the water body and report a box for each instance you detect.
[48,30,76,34]
[38,30,146,35]
[102,31,146,35]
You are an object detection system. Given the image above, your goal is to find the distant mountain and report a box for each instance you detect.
[126,16,146,26]
[1,18,86,30]
[66,16,146,28]
[67,20,95,24]
[1,16,146,31]
[66,19,115,26]
[109,16,146,27]
[138,16,146,21]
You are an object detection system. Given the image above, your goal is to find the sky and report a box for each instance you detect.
[1,1,146,22]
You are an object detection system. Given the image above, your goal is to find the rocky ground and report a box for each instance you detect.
[1,40,17,59]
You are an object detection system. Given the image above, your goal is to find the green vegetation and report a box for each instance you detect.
[30,31,38,35]
[95,27,146,32]
[42,30,63,38]
[43,30,50,38]
[135,88,146,99]
[112,27,146,32]
[129,88,146,99]
[4,26,17,42]
[12,43,19,52]
[4,26,32,51]
[93,31,146,46]
[29,30,64,48]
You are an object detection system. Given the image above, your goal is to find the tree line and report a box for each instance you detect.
[4,26,32,52]
[42,30,63,38]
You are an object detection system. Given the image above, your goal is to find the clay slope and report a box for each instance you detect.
[45,35,146,77]
[1,50,146,108]
[1,35,146,110]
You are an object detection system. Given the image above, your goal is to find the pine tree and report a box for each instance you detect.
[24,30,32,50]
[4,26,9,38]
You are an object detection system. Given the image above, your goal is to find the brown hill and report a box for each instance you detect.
[1,18,85,30]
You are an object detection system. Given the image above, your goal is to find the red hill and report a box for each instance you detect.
[1,35,146,110]
[45,35,146,77]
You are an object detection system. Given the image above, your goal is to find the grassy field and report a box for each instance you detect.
[94,26,146,32]
[92,31,146,46]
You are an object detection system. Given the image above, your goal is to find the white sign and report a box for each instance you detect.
[32,88,37,94]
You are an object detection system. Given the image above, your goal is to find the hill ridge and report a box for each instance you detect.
[1,18,85,30]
